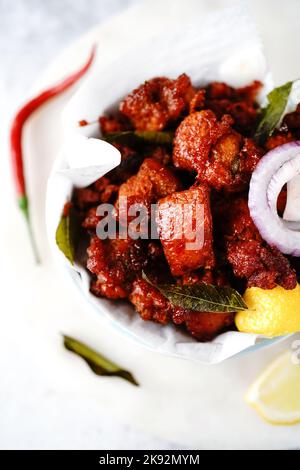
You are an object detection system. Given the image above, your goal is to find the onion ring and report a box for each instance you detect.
[248,142,300,256]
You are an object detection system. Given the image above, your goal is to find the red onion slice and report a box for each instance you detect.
[268,156,300,231]
[248,141,300,256]
[285,174,300,223]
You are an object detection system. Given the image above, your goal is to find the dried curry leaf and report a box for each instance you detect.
[55,214,74,265]
[55,207,80,265]
[103,130,174,146]
[142,272,248,313]
[63,335,139,386]
[254,81,293,144]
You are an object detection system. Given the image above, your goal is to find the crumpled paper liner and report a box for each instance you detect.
[46,1,283,363]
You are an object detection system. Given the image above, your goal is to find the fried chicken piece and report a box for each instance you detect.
[130,271,234,340]
[156,185,215,276]
[76,177,119,231]
[203,136,263,192]
[95,183,119,204]
[189,89,206,114]
[265,131,295,151]
[202,130,242,189]
[74,176,119,212]
[261,249,297,288]
[207,81,261,102]
[216,197,297,289]
[82,207,100,230]
[173,110,233,173]
[214,196,260,243]
[201,81,262,135]
[282,103,300,137]
[118,158,180,203]
[179,268,228,286]
[106,144,143,184]
[62,201,73,217]
[172,308,234,341]
[74,188,102,210]
[119,74,195,131]
[87,236,147,299]
[130,278,171,324]
[147,146,171,166]
[173,108,263,192]
[92,176,110,192]
[116,158,181,231]
[264,106,300,151]
[99,112,132,134]
[227,241,297,290]
[107,145,171,185]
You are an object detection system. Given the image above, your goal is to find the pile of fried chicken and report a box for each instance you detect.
[72,75,300,341]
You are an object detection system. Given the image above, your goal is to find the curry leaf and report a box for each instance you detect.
[104,130,174,146]
[55,206,80,265]
[142,272,248,313]
[254,81,293,144]
[63,335,139,386]
[55,214,75,265]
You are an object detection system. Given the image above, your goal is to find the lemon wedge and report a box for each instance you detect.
[235,284,300,336]
[246,350,300,425]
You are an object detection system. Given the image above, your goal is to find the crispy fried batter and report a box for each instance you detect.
[216,197,297,290]
[204,136,263,192]
[263,104,300,155]
[147,146,171,165]
[82,207,100,230]
[173,268,234,340]
[265,131,295,151]
[99,112,131,134]
[120,74,195,131]
[130,270,234,340]
[74,176,119,212]
[227,240,296,289]
[282,103,300,137]
[156,185,215,276]
[201,81,262,135]
[173,110,233,173]
[262,103,300,151]
[173,109,263,192]
[116,157,181,231]
[105,144,143,184]
[178,268,228,286]
[172,308,234,341]
[117,158,181,202]
[130,278,171,324]
[87,236,148,299]
[74,188,102,210]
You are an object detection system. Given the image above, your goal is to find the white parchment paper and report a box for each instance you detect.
[46,2,283,363]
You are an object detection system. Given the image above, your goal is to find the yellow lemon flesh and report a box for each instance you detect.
[235,284,300,337]
[246,351,300,425]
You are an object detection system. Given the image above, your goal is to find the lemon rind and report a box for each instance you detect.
[245,351,300,426]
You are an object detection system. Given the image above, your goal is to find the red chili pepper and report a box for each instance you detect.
[10,46,96,263]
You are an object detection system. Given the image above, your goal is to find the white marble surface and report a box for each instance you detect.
[1,0,300,450]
